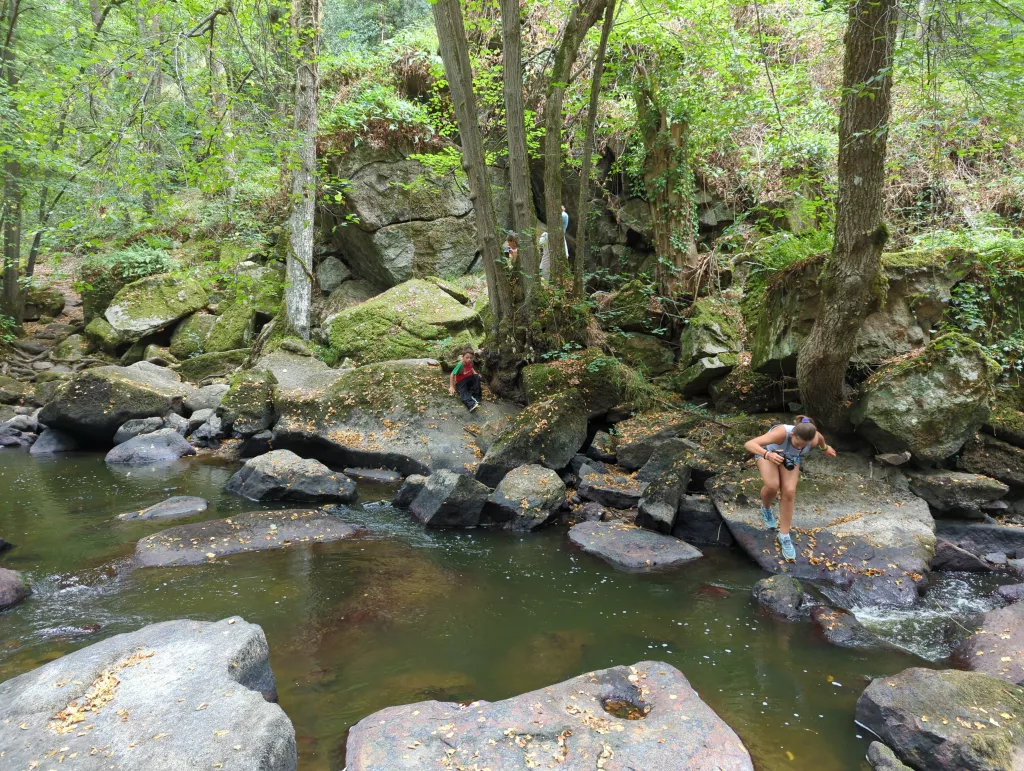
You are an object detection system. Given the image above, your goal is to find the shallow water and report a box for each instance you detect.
[0,450,997,770]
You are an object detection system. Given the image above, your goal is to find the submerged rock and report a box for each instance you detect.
[751,575,809,621]
[952,602,1024,684]
[568,521,702,572]
[0,567,31,610]
[105,428,196,465]
[118,496,209,522]
[856,667,1024,771]
[225,450,357,503]
[0,617,297,771]
[409,469,490,528]
[344,660,753,771]
[710,454,935,608]
[135,509,365,567]
[484,464,566,531]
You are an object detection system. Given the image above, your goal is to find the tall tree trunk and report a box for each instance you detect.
[543,0,606,286]
[284,0,319,340]
[1,0,22,321]
[499,0,538,296]
[432,0,511,328]
[797,0,898,431]
[635,77,698,298]
[574,0,614,299]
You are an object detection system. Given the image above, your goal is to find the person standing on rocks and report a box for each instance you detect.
[449,350,482,412]
[744,416,836,561]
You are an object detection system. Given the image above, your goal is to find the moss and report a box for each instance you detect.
[322,279,483,365]
[169,313,216,359]
[218,368,277,434]
[84,316,123,355]
[205,301,256,353]
[175,348,250,382]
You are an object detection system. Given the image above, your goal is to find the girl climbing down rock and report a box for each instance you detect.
[743,416,837,561]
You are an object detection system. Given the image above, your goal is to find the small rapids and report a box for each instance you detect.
[853,571,1010,660]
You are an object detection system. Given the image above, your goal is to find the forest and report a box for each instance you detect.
[2,1,1024,770]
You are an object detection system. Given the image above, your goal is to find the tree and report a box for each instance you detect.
[573,0,615,299]
[499,0,538,296]
[797,0,899,430]
[542,0,606,286]
[431,0,512,329]
[284,0,320,341]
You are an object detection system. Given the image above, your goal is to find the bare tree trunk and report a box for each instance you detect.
[284,0,319,341]
[797,0,898,431]
[635,77,698,298]
[432,0,511,328]
[574,0,614,299]
[499,0,538,295]
[1,0,22,321]
[543,0,606,286]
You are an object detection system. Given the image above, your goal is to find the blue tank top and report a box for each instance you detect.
[765,425,813,463]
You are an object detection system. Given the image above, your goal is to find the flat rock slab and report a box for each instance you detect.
[135,509,365,567]
[0,617,297,771]
[952,602,1024,684]
[709,457,935,608]
[345,660,753,771]
[118,495,209,522]
[567,521,702,572]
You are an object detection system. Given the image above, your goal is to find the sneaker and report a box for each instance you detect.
[469,399,479,413]
[777,532,796,562]
[759,504,777,530]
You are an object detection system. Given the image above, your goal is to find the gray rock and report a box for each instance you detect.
[409,469,490,528]
[0,617,297,771]
[135,509,365,567]
[191,414,224,448]
[929,540,994,572]
[568,521,703,572]
[673,495,734,546]
[906,470,1009,516]
[578,463,646,509]
[184,382,230,412]
[867,742,912,771]
[225,449,357,503]
[105,428,196,465]
[752,575,808,621]
[484,464,566,531]
[0,567,31,610]
[393,474,427,507]
[188,408,215,432]
[118,496,209,522]
[344,660,753,771]
[239,429,273,458]
[113,416,165,444]
[316,255,351,293]
[856,667,1024,771]
[29,428,81,455]
[952,602,1024,684]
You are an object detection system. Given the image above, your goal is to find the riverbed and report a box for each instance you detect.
[0,451,1005,770]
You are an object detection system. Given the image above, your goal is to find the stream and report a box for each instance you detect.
[0,451,1009,770]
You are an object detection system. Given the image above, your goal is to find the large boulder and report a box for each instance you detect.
[135,509,365,567]
[273,360,518,475]
[475,391,588,486]
[905,470,1009,516]
[104,428,196,465]
[409,469,490,528]
[568,521,703,572]
[0,617,297,771]
[344,660,753,771]
[104,273,208,341]
[225,449,357,503]
[0,567,31,610]
[709,453,935,607]
[951,602,1024,684]
[851,333,999,463]
[38,363,196,441]
[484,464,566,531]
[322,279,482,365]
[855,667,1024,771]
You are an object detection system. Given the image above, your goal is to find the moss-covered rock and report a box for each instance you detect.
[678,297,741,367]
[169,313,216,359]
[175,349,249,383]
[659,354,738,397]
[105,274,208,341]
[217,368,277,436]
[521,349,625,418]
[607,332,675,375]
[205,301,256,353]
[475,391,588,486]
[23,284,65,321]
[852,333,1000,462]
[52,334,90,362]
[0,375,30,405]
[708,363,786,414]
[84,316,123,355]
[322,278,483,365]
